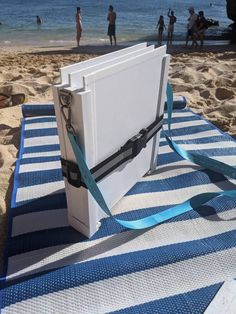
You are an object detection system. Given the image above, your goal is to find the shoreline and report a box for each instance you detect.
[0,37,233,49]
[0,41,235,56]
[0,43,236,270]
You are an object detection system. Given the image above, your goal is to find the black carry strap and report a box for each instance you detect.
[61,114,163,188]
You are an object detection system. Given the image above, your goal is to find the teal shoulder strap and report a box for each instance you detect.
[67,83,236,230]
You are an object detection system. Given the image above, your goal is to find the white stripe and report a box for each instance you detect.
[22,150,61,158]
[211,155,236,166]
[24,136,59,148]
[7,208,236,281]
[4,248,236,314]
[11,208,68,237]
[170,119,207,130]
[159,140,236,155]
[164,118,201,126]
[163,111,193,118]
[142,160,201,181]
[16,181,65,203]
[160,129,222,142]
[25,122,57,130]
[24,103,53,106]
[204,280,236,314]
[25,115,54,121]
[19,161,61,173]
[112,180,236,214]
[145,156,236,181]
[156,155,236,170]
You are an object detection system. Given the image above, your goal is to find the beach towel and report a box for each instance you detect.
[0,101,235,313]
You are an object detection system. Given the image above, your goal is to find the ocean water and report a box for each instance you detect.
[0,0,231,46]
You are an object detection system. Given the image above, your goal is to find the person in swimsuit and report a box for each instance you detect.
[167,9,177,45]
[156,15,165,46]
[76,7,82,46]
[107,5,117,46]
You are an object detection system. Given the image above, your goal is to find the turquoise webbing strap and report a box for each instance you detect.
[67,83,236,230]
[165,84,236,180]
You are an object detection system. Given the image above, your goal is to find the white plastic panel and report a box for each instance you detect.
[60,43,148,85]
[69,45,155,89]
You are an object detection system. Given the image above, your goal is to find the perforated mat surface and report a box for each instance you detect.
[0,103,235,313]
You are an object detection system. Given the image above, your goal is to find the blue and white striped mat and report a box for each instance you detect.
[0,103,236,313]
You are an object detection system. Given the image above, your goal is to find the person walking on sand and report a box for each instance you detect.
[156,15,166,46]
[167,9,177,45]
[76,7,82,46]
[185,6,198,47]
[107,5,116,46]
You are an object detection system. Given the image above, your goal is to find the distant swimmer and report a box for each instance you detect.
[167,9,177,45]
[36,16,42,25]
[107,5,117,46]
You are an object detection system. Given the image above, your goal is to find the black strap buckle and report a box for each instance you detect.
[61,158,86,188]
[123,128,148,159]
[61,115,163,189]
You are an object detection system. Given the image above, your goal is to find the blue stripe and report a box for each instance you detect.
[25,117,56,124]
[157,148,236,166]
[160,135,231,147]
[8,196,236,256]
[22,104,55,117]
[2,231,235,306]
[127,169,230,195]
[161,124,214,137]
[21,102,186,119]
[163,115,201,124]
[110,283,222,314]
[23,124,213,140]
[13,193,67,214]
[19,156,61,165]
[7,227,85,257]
[24,128,58,139]
[23,144,60,154]
[17,169,63,188]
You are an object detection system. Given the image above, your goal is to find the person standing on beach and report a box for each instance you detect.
[196,11,208,48]
[76,7,82,46]
[36,16,42,25]
[107,5,117,46]
[185,6,198,47]
[167,9,176,45]
[156,15,165,46]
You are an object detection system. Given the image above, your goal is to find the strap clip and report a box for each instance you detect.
[124,128,148,159]
[61,158,86,188]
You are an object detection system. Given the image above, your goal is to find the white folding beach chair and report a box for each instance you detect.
[53,44,170,237]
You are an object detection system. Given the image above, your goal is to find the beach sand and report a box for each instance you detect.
[0,44,235,269]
